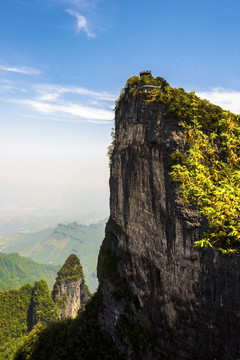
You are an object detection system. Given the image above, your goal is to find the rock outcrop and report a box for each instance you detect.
[97,77,240,359]
[52,254,90,319]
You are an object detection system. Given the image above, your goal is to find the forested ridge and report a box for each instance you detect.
[0,280,58,359]
[0,255,87,359]
[0,253,59,291]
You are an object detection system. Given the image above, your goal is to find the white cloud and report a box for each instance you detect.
[65,9,93,37]
[35,84,116,102]
[196,88,240,114]
[0,65,41,75]
[3,81,116,123]
[22,99,113,121]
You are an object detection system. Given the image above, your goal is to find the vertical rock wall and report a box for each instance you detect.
[97,93,240,359]
[53,277,83,319]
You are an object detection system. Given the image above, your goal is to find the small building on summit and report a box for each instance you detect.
[139,70,152,77]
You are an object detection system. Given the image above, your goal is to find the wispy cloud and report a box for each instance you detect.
[196,88,240,114]
[21,99,113,121]
[65,9,93,37]
[0,65,41,75]
[35,84,116,102]
[2,81,116,124]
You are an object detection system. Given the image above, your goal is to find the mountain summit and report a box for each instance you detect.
[52,254,90,319]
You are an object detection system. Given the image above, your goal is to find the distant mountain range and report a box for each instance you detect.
[2,219,107,292]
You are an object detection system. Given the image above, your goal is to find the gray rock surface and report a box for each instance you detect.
[97,93,240,359]
[53,277,83,319]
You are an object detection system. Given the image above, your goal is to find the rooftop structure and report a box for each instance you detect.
[139,70,152,77]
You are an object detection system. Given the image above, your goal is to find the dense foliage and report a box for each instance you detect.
[52,254,90,316]
[0,280,59,359]
[170,115,240,254]
[54,254,83,284]
[32,280,59,326]
[120,74,226,131]
[0,253,59,291]
[14,291,124,360]
[119,74,240,254]
[115,74,169,107]
[0,283,33,356]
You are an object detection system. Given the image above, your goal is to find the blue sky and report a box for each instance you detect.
[1,0,240,223]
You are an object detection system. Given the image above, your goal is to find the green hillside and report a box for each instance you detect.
[4,220,106,292]
[0,253,59,291]
[0,280,59,360]
[0,283,33,357]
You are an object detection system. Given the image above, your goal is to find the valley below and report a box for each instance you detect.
[0,213,107,292]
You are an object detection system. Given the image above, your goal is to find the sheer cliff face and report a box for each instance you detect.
[97,94,240,359]
[53,277,83,319]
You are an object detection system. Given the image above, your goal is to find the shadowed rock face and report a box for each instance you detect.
[97,93,240,359]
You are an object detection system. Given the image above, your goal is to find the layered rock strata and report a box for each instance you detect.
[97,89,240,359]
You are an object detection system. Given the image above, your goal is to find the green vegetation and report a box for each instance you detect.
[55,292,68,309]
[0,333,29,360]
[0,253,59,291]
[54,254,84,284]
[122,74,240,255]
[0,283,33,356]
[10,222,140,360]
[171,115,240,254]
[53,254,85,305]
[119,74,226,131]
[4,220,106,292]
[32,280,59,326]
[52,254,90,315]
[115,74,169,107]
[13,291,124,360]
[0,280,59,359]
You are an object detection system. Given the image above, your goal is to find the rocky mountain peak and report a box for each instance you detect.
[52,254,90,319]
[97,74,240,359]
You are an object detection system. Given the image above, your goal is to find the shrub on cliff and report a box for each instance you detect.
[144,76,240,256]
[171,114,240,255]
[123,74,240,255]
